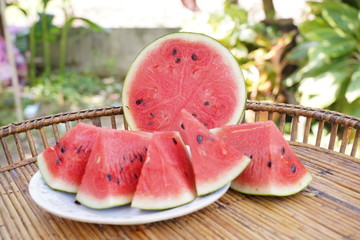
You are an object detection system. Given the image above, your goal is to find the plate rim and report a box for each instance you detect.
[29,171,230,225]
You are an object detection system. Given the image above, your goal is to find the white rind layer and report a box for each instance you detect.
[131,189,196,210]
[122,32,247,130]
[75,191,133,209]
[231,172,313,196]
[37,151,78,193]
[197,155,251,196]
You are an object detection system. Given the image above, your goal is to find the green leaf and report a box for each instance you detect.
[68,17,106,32]
[345,65,360,103]
[299,18,329,37]
[303,28,347,42]
[320,1,360,36]
[287,42,316,61]
[308,38,357,60]
[298,66,350,108]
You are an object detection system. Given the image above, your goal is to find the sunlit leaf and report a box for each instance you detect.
[298,67,350,108]
[345,65,360,103]
[320,1,360,36]
[299,18,329,37]
[308,38,356,59]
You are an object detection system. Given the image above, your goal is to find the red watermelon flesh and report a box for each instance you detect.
[122,32,246,132]
[211,121,312,196]
[180,109,251,196]
[37,123,99,193]
[75,129,152,209]
[131,131,197,210]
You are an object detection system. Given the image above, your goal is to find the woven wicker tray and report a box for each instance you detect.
[0,101,359,239]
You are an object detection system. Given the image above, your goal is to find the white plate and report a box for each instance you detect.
[29,171,229,225]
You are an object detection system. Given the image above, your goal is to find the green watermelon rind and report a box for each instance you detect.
[75,192,134,210]
[230,172,313,196]
[210,124,313,197]
[37,150,78,193]
[196,154,251,196]
[122,32,247,131]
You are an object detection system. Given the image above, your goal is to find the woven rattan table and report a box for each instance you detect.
[1,101,359,239]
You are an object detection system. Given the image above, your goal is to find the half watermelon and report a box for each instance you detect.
[122,32,246,132]
[131,131,197,210]
[37,123,99,193]
[212,121,312,196]
[75,129,152,209]
[180,109,251,196]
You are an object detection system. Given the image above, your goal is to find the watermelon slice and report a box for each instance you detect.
[37,123,99,193]
[75,128,151,209]
[180,109,251,196]
[122,32,246,132]
[131,131,197,210]
[211,121,313,196]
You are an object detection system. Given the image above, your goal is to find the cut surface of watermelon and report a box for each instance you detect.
[131,131,197,210]
[212,121,312,196]
[37,123,99,193]
[75,129,152,209]
[122,32,246,132]
[180,109,251,196]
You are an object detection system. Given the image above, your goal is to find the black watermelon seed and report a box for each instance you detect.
[267,160,272,168]
[249,154,253,159]
[291,165,296,173]
[134,173,138,179]
[203,122,208,127]
[191,54,197,60]
[144,147,148,152]
[135,99,143,105]
[172,49,177,55]
[181,123,185,129]
[77,146,82,154]
[192,113,197,118]
[56,142,60,146]
[149,113,155,117]
[120,166,123,172]
[175,58,181,63]
[139,154,143,162]
[134,154,138,159]
[116,178,120,184]
[61,147,66,153]
[56,158,62,164]
[281,147,285,155]
[172,138,178,144]
[197,135,203,143]
[107,174,112,181]
[130,158,134,163]
[204,101,210,106]
[74,200,81,205]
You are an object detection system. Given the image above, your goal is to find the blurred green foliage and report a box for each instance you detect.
[0,71,121,126]
[182,1,295,103]
[286,0,360,117]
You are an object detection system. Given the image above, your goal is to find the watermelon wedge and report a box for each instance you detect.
[131,131,197,210]
[180,109,251,196]
[211,121,312,196]
[122,32,246,132]
[75,129,152,209]
[37,123,99,193]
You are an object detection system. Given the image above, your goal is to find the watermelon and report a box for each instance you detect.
[37,123,99,193]
[180,109,251,196]
[122,32,246,132]
[131,131,197,210]
[75,128,151,209]
[211,121,312,196]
